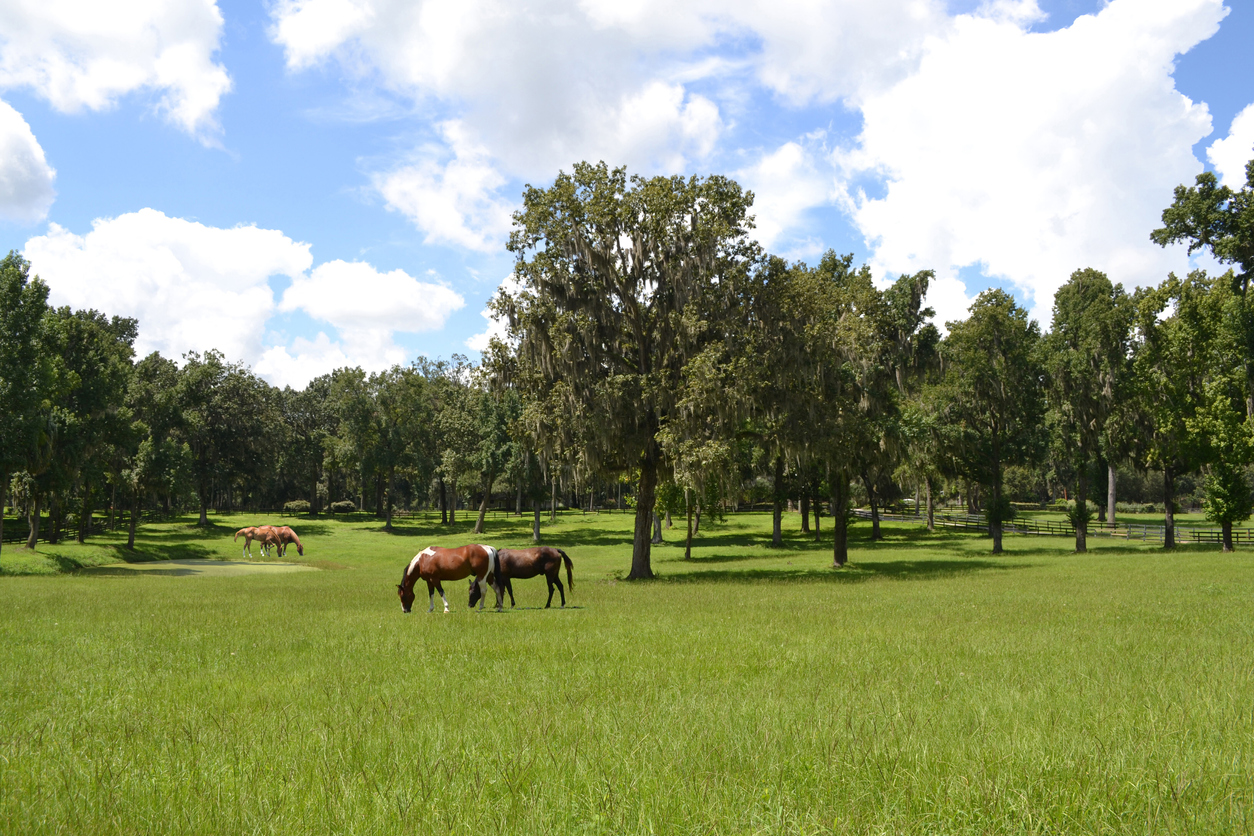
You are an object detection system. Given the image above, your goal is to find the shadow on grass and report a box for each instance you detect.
[658,558,1030,585]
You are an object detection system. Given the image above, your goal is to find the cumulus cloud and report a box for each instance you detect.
[278,259,464,369]
[737,138,834,254]
[373,121,514,251]
[24,209,312,365]
[0,99,55,222]
[836,0,1226,324]
[0,0,231,140]
[270,0,950,238]
[1208,103,1254,189]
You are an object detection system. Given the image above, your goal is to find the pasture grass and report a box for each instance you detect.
[1,510,1252,834]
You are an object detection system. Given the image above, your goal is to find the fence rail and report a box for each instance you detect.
[853,509,1253,545]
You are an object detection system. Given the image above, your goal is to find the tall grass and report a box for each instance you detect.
[1,511,1251,833]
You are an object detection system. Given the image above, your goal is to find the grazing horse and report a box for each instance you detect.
[479,546,573,609]
[275,526,304,557]
[234,527,260,558]
[254,525,284,559]
[397,544,499,613]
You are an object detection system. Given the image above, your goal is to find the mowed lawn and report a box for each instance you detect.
[1,510,1252,835]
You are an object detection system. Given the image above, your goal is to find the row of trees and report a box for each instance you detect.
[2,157,1252,572]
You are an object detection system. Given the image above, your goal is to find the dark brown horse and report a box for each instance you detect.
[398,544,499,613]
[477,547,573,609]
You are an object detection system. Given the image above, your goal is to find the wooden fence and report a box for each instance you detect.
[854,509,1254,545]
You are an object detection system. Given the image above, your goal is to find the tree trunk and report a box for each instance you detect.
[925,477,935,533]
[374,472,384,518]
[651,511,663,544]
[78,484,91,543]
[1163,466,1175,550]
[532,499,541,543]
[684,488,693,560]
[550,477,557,523]
[473,470,494,534]
[26,491,41,550]
[1106,462,1116,526]
[617,481,623,512]
[312,472,321,515]
[439,478,448,524]
[516,479,523,515]
[0,474,6,555]
[862,470,881,541]
[198,482,209,526]
[694,501,701,535]
[108,480,117,530]
[1075,470,1088,554]
[1222,520,1234,552]
[664,509,671,528]
[630,450,658,579]
[831,467,849,567]
[991,460,1003,555]
[384,467,395,532]
[812,481,821,542]
[772,454,784,547]
[914,482,920,518]
[800,494,811,533]
[449,477,457,524]
[127,491,139,550]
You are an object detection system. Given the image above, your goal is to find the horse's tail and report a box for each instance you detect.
[234,528,247,541]
[558,549,573,591]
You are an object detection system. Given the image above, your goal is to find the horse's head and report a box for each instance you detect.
[295,542,304,556]
[398,582,415,613]
[468,577,482,608]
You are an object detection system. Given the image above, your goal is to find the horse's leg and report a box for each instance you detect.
[436,582,450,613]
[506,577,516,608]
[426,580,436,613]
[474,576,488,612]
[553,574,566,608]
[545,576,555,609]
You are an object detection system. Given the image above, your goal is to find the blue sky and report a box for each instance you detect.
[1,0,1251,388]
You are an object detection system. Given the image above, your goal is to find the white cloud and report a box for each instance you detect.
[255,332,355,390]
[1208,103,1254,189]
[0,0,231,140]
[737,139,833,254]
[270,0,950,245]
[373,121,514,251]
[23,209,311,366]
[836,0,1226,324]
[278,259,465,365]
[0,99,55,222]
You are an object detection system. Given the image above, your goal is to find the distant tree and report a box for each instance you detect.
[1040,268,1133,552]
[938,290,1045,554]
[123,353,190,548]
[1152,159,1254,412]
[498,161,758,579]
[0,253,54,553]
[1131,273,1211,549]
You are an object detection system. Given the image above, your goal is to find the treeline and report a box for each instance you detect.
[2,158,1251,570]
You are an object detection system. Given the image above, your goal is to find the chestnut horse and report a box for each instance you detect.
[234,527,259,558]
[235,526,281,558]
[275,526,304,557]
[477,546,573,609]
[398,544,499,613]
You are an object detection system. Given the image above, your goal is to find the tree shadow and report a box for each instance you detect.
[658,558,1031,585]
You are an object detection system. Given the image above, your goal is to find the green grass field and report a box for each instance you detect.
[2,510,1252,834]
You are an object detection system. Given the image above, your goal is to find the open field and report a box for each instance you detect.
[2,511,1252,834]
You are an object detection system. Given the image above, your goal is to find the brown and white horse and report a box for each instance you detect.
[397,544,500,613]
[478,546,573,609]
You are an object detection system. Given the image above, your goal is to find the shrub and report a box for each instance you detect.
[330,500,356,514]
[284,500,311,514]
